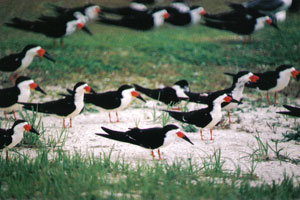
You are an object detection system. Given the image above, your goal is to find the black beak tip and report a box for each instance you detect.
[30,128,40,135]
[44,52,56,63]
[137,95,146,103]
[36,86,47,95]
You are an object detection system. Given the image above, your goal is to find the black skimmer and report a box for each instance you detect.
[0,76,46,120]
[0,44,55,83]
[0,120,39,160]
[20,82,91,128]
[277,105,300,117]
[203,10,279,44]
[186,71,259,123]
[228,0,292,15]
[82,85,146,123]
[50,4,101,22]
[245,65,299,105]
[98,9,169,31]
[165,6,206,26]
[164,94,238,140]
[95,124,193,160]
[134,80,189,107]
[5,14,91,46]
[101,1,150,16]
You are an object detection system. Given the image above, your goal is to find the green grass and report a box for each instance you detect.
[1,149,300,200]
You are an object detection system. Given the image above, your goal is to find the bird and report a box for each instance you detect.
[50,3,101,22]
[186,71,259,123]
[101,0,150,16]
[134,80,189,108]
[20,82,91,128]
[98,9,169,31]
[0,76,46,120]
[164,94,238,140]
[203,10,279,44]
[134,0,160,5]
[277,105,300,117]
[0,44,55,83]
[82,85,146,123]
[5,14,91,46]
[0,120,39,160]
[95,124,193,160]
[245,65,299,105]
[228,0,292,15]
[165,6,206,26]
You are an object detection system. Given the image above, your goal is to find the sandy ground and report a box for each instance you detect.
[1,94,300,185]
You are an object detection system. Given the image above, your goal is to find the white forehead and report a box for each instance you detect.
[28,46,41,52]
[18,79,34,86]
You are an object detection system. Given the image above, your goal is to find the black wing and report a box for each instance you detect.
[277,105,300,117]
[0,87,19,108]
[165,108,212,128]
[20,97,76,117]
[84,91,121,110]
[246,71,278,90]
[0,53,22,72]
[0,129,12,149]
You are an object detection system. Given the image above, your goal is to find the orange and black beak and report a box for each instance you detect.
[131,91,146,103]
[176,131,194,145]
[291,70,299,78]
[249,75,259,83]
[23,124,40,135]
[29,83,46,95]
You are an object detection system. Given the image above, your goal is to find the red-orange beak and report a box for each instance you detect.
[37,48,45,57]
[84,86,91,93]
[131,91,146,102]
[24,124,31,132]
[163,12,170,19]
[266,18,272,25]
[29,82,37,90]
[291,70,299,78]
[224,96,232,103]
[77,23,84,29]
[249,75,259,83]
[200,9,206,16]
[176,131,194,145]
[95,7,101,14]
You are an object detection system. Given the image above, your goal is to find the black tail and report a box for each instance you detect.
[163,110,185,123]
[98,16,122,26]
[185,91,209,104]
[19,102,40,111]
[276,105,300,117]
[133,84,157,98]
[203,19,225,30]
[228,2,245,11]
[95,127,139,145]
[5,18,37,32]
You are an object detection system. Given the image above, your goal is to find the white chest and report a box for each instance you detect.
[206,105,222,129]
[7,132,23,149]
[16,55,34,74]
[68,94,84,118]
[269,74,291,92]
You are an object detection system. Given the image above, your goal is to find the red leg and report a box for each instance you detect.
[60,39,64,47]
[249,35,252,43]
[210,129,213,141]
[6,150,9,161]
[274,93,277,105]
[227,111,231,124]
[243,36,246,45]
[109,113,112,123]
[151,150,155,159]
[70,117,72,128]
[116,112,119,122]
[200,129,203,140]
[63,119,66,128]
[4,111,8,120]
[12,111,17,120]
[266,93,271,105]
[158,149,162,160]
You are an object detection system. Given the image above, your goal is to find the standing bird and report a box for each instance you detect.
[83,85,146,123]
[50,4,101,22]
[186,71,259,123]
[20,82,91,128]
[5,15,91,46]
[0,44,55,83]
[0,120,39,160]
[164,94,237,140]
[165,6,206,26]
[203,10,279,44]
[134,80,189,107]
[0,76,46,120]
[98,9,169,31]
[228,0,292,15]
[277,105,300,117]
[245,65,299,105]
[96,124,193,160]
